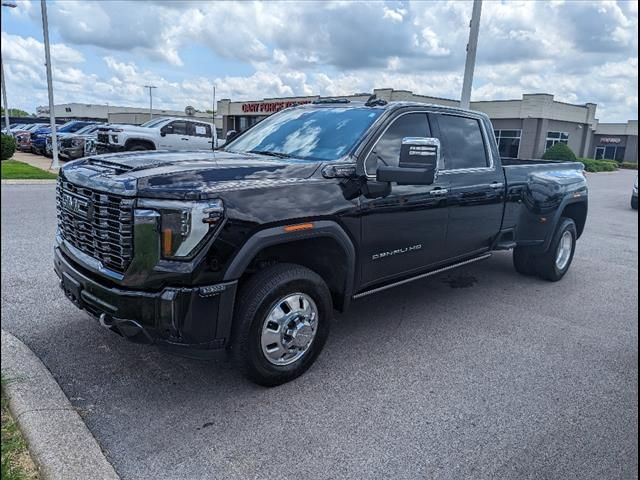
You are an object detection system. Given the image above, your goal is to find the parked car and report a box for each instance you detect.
[32,121,95,155]
[14,124,48,152]
[45,122,99,157]
[95,117,217,153]
[632,176,638,210]
[54,100,588,386]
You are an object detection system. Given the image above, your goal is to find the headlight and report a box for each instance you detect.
[111,135,118,143]
[137,199,224,259]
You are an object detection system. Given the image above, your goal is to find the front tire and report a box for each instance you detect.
[231,263,332,386]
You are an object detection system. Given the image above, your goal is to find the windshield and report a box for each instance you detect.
[140,118,166,128]
[75,124,99,135]
[225,107,382,161]
[58,122,82,132]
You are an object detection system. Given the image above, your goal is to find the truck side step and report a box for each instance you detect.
[353,253,491,299]
[494,240,517,250]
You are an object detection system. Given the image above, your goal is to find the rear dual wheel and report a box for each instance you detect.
[513,217,577,282]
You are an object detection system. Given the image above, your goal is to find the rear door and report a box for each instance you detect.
[429,113,505,259]
[188,122,214,150]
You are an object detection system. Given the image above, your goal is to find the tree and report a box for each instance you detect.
[0,107,32,117]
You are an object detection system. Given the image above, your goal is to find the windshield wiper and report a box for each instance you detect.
[249,150,292,159]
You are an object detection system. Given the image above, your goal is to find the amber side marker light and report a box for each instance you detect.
[162,228,173,256]
[284,222,314,233]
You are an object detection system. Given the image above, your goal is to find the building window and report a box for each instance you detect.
[545,131,569,150]
[494,129,521,158]
[65,107,72,112]
[595,146,625,162]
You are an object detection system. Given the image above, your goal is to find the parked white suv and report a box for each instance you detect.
[95,117,218,154]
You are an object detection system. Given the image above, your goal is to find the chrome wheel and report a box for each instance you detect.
[260,293,318,366]
[555,230,573,270]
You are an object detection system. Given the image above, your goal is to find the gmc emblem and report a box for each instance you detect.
[62,193,91,219]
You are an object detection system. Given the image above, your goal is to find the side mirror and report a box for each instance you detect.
[376,137,440,185]
[160,131,167,137]
[226,130,238,142]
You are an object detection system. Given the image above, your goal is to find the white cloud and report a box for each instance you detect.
[0,0,636,121]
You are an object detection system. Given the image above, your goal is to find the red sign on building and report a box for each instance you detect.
[241,100,313,114]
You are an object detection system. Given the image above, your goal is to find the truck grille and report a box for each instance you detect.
[56,178,134,272]
[61,138,73,148]
[97,132,109,144]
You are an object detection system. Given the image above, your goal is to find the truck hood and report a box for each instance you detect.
[61,150,322,199]
[100,125,153,135]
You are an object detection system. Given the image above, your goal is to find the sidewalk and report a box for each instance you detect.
[1,330,119,480]
[12,151,62,174]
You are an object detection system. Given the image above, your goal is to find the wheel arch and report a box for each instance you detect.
[223,221,356,312]
[125,137,156,150]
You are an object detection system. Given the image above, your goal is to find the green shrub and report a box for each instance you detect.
[542,143,577,162]
[579,158,618,172]
[1,134,16,161]
[620,162,638,170]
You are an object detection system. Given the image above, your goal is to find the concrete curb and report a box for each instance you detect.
[1,179,58,184]
[1,329,119,480]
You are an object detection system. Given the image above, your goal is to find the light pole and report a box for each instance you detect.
[1,1,17,135]
[460,0,482,110]
[41,0,59,169]
[144,85,156,121]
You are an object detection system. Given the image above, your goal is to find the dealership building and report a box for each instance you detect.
[34,103,217,127]
[217,88,638,163]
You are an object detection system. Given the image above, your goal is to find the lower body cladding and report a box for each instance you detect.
[54,247,237,357]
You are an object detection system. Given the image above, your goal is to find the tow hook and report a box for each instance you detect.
[99,313,115,329]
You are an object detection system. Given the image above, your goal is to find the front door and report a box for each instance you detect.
[358,111,450,289]
[159,120,190,150]
[429,113,505,259]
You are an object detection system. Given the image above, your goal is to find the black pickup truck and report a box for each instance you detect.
[54,100,588,385]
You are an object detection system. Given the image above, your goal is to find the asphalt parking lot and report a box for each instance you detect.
[1,169,638,480]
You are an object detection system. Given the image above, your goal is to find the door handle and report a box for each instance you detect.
[429,188,449,196]
[182,138,189,141]
[489,182,504,189]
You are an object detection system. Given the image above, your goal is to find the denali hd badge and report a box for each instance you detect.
[372,244,422,260]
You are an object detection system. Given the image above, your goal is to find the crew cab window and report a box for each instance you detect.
[190,122,212,138]
[433,114,488,170]
[365,113,429,175]
[166,121,188,135]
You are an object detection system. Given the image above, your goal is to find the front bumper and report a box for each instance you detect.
[96,143,125,154]
[60,145,84,160]
[54,247,237,354]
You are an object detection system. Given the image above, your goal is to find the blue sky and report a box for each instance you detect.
[1,0,637,121]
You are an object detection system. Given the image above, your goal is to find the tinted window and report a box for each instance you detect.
[226,107,382,162]
[191,122,212,137]
[169,121,188,135]
[435,115,488,169]
[365,113,429,174]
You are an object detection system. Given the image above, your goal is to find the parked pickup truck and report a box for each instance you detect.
[54,100,588,386]
[95,117,217,154]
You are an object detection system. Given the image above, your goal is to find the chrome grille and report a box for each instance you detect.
[56,178,134,272]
